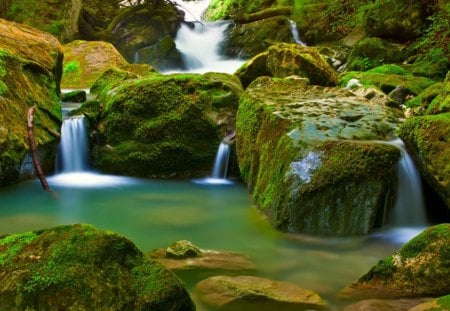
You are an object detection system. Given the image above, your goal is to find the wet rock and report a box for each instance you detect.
[409,295,450,311]
[398,113,450,209]
[0,19,62,186]
[61,90,86,103]
[236,43,337,88]
[0,224,195,310]
[343,298,427,311]
[134,35,184,71]
[236,76,402,235]
[196,275,326,311]
[341,224,450,299]
[149,241,254,272]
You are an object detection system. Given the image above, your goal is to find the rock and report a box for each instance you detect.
[0,0,121,42]
[110,2,183,62]
[0,19,62,186]
[135,35,184,71]
[398,113,450,209]
[61,90,86,103]
[388,85,409,107]
[149,241,254,272]
[340,224,450,299]
[196,275,326,311]
[236,76,402,235]
[0,224,195,310]
[236,43,337,88]
[362,0,426,41]
[205,0,278,21]
[346,37,406,71]
[91,72,243,178]
[342,298,427,311]
[223,14,294,59]
[424,71,450,115]
[409,295,450,311]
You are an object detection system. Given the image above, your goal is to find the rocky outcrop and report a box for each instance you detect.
[0,224,195,310]
[398,113,450,209]
[61,40,155,89]
[196,275,326,310]
[149,240,254,272]
[88,72,243,178]
[341,224,450,299]
[236,43,337,88]
[236,76,402,235]
[0,19,62,186]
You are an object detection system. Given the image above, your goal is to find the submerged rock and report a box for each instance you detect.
[398,113,450,209]
[236,43,337,88]
[341,224,450,299]
[90,72,243,178]
[149,241,254,272]
[0,224,195,310]
[236,76,401,235]
[196,275,326,311]
[0,19,62,186]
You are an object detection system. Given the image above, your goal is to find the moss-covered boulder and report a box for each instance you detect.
[237,76,402,235]
[0,0,122,42]
[109,1,183,62]
[346,37,406,71]
[61,40,155,89]
[205,0,288,21]
[409,295,450,311]
[0,224,195,310]
[236,43,337,88]
[398,113,450,209]
[135,35,184,71]
[222,12,294,59]
[196,275,326,310]
[61,90,86,103]
[340,67,436,97]
[89,72,243,178]
[0,19,62,186]
[341,224,450,299]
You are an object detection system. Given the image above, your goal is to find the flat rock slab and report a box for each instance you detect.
[196,275,326,311]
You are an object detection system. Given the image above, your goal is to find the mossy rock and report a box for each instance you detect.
[91,72,243,178]
[236,43,337,88]
[409,294,450,311]
[236,76,401,235]
[61,90,86,103]
[205,0,289,21]
[341,224,450,299]
[135,35,184,71]
[398,113,450,209]
[0,19,62,186]
[339,70,435,97]
[0,224,195,310]
[109,2,183,62]
[346,37,407,71]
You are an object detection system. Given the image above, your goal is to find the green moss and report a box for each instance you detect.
[435,295,450,310]
[0,232,38,266]
[359,255,396,282]
[367,64,409,75]
[63,60,80,75]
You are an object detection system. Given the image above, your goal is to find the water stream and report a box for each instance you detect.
[289,19,306,46]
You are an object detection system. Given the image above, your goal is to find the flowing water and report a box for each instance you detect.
[289,19,306,46]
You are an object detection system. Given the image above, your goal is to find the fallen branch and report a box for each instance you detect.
[27,107,51,192]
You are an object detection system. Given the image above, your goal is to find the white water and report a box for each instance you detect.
[57,116,89,173]
[193,142,232,185]
[289,19,306,46]
[168,21,244,74]
[172,0,210,22]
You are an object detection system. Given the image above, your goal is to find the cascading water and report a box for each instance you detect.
[211,142,230,179]
[57,116,89,173]
[289,19,306,46]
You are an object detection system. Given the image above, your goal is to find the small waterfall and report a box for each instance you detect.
[211,142,231,179]
[391,139,427,226]
[57,116,89,173]
[289,20,306,46]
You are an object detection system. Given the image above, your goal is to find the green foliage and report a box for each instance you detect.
[63,60,80,75]
[435,295,450,310]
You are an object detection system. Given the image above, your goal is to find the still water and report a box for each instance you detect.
[0,175,420,310]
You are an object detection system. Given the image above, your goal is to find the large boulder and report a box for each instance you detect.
[0,19,62,186]
[0,0,121,42]
[398,113,450,209]
[196,275,326,310]
[236,43,337,88]
[0,224,195,310]
[340,224,450,299]
[89,72,243,178]
[61,40,155,89]
[134,35,184,71]
[236,76,402,235]
[109,1,184,62]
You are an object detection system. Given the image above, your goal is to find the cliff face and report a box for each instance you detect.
[0,18,62,185]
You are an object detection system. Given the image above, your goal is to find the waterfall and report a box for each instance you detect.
[170,21,243,74]
[211,142,230,179]
[390,139,427,226]
[57,116,89,173]
[289,20,306,46]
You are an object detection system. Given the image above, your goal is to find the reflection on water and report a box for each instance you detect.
[0,178,413,310]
